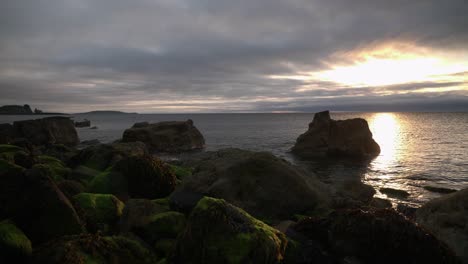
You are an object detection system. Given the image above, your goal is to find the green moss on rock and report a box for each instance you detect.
[0,159,25,175]
[32,234,159,264]
[169,164,192,180]
[138,211,186,244]
[73,193,125,233]
[174,197,287,264]
[0,220,32,262]
[34,155,71,181]
[0,144,24,153]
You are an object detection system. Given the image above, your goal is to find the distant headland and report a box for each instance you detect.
[0,104,67,115]
[75,110,137,115]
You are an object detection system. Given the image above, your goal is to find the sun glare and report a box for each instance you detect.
[369,113,401,170]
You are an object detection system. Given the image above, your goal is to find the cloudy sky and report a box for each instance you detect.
[1,0,467,113]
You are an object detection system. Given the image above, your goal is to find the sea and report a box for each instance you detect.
[2,112,467,206]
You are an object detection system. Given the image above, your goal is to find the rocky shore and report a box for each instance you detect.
[0,113,465,263]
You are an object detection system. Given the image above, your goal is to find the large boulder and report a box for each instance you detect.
[416,188,468,263]
[122,119,205,152]
[32,234,159,264]
[173,197,287,264]
[292,111,380,158]
[289,208,460,264]
[119,198,170,233]
[0,166,85,244]
[12,116,79,146]
[177,148,330,221]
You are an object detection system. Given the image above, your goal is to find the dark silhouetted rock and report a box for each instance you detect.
[132,121,149,128]
[370,197,392,208]
[0,104,33,114]
[74,119,91,127]
[178,148,330,221]
[416,188,468,263]
[423,185,457,194]
[396,203,418,219]
[169,189,204,214]
[292,111,380,158]
[122,119,205,152]
[0,123,15,144]
[173,197,287,264]
[32,234,159,264]
[291,208,460,264]
[13,116,79,146]
[119,198,170,233]
[0,166,85,244]
[380,187,410,199]
[57,180,85,200]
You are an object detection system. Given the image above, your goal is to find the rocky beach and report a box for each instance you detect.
[0,111,466,264]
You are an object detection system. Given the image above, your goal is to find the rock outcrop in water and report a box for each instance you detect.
[74,119,91,128]
[0,104,33,114]
[416,188,468,263]
[0,116,79,146]
[292,111,380,158]
[176,148,330,221]
[122,119,205,152]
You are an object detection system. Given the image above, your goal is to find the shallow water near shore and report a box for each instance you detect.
[2,112,467,206]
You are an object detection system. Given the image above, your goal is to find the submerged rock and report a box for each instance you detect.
[416,188,468,263]
[380,187,410,199]
[32,234,159,264]
[178,148,330,221]
[122,119,205,152]
[74,119,91,128]
[13,116,79,146]
[292,111,380,158]
[423,185,457,194]
[0,220,32,263]
[173,197,287,264]
[291,208,460,264]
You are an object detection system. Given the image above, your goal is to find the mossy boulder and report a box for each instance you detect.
[32,234,159,264]
[86,167,128,199]
[0,220,32,263]
[0,159,25,175]
[38,143,78,163]
[0,166,85,244]
[173,197,287,264]
[0,144,28,164]
[169,164,192,180]
[179,148,330,221]
[73,193,125,233]
[290,208,460,264]
[70,165,102,185]
[113,155,176,199]
[69,142,148,171]
[135,211,186,245]
[33,155,71,181]
[119,198,171,233]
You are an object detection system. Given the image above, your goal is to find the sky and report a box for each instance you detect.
[0,0,467,113]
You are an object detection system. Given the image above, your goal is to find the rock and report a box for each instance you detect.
[74,119,90,128]
[173,197,287,264]
[178,148,330,221]
[396,203,418,219]
[133,121,149,128]
[423,185,457,194]
[79,139,101,147]
[416,188,468,263]
[380,187,410,199]
[13,116,79,146]
[32,234,159,264]
[0,166,85,244]
[33,155,71,181]
[0,220,32,263]
[13,151,35,168]
[332,180,376,208]
[112,155,177,199]
[69,142,148,171]
[169,190,204,214]
[89,126,98,129]
[122,119,205,152]
[37,144,77,163]
[0,104,33,114]
[0,124,15,144]
[134,211,186,245]
[57,180,85,200]
[291,208,460,264]
[370,197,392,209]
[119,198,170,233]
[73,193,125,233]
[292,111,380,158]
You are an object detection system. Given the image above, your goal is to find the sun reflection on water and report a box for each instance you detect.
[368,113,401,171]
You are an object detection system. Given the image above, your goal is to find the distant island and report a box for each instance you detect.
[75,110,137,115]
[0,104,67,115]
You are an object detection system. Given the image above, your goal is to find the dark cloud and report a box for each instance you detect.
[0,0,467,112]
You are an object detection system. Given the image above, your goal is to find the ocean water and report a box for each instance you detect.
[2,112,467,206]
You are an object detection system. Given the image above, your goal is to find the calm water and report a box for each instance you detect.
[2,112,467,206]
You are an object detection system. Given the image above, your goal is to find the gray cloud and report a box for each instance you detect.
[0,0,467,112]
